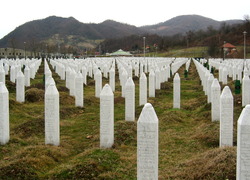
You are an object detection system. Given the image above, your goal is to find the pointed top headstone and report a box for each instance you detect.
[211,78,220,88]
[125,77,135,87]
[174,73,180,80]
[238,105,250,125]
[17,70,24,78]
[138,103,158,123]
[46,83,58,95]
[221,86,233,99]
[100,84,113,97]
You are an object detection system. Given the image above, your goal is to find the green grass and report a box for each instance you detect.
[0,59,242,179]
[148,46,208,57]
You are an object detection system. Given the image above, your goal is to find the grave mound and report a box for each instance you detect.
[25,88,44,102]
[170,147,236,179]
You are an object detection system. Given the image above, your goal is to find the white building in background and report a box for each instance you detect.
[0,48,40,58]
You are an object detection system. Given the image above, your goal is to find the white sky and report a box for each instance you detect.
[0,0,249,39]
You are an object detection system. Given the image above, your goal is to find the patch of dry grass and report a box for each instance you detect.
[169,147,236,180]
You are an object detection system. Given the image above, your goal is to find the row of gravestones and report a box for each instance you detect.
[1,57,208,179]
[45,57,190,179]
[0,58,42,145]
[49,57,189,108]
[2,57,249,178]
[194,58,250,179]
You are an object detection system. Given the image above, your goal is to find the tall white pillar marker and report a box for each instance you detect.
[45,83,60,146]
[100,84,114,148]
[24,65,30,87]
[242,75,250,106]
[137,103,158,180]
[0,82,9,145]
[95,69,102,98]
[0,66,5,84]
[220,86,233,147]
[125,77,135,121]
[109,68,115,92]
[16,71,25,103]
[211,78,221,121]
[237,105,250,180]
[75,72,84,107]
[139,72,147,106]
[173,73,180,109]
[149,70,155,97]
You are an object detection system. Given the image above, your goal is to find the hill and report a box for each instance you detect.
[0,15,243,52]
[0,16,146,50]
[140,15,242,36]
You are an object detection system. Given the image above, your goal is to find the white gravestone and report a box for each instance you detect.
[0,66,5,84]
[69,70,76,97]
[0,82,9,145]
[45,76,56,91]
[220,86,233,147]
[16,71,25,103]
[207,74,214,103]
[203,71,209,95]
[137,103,158,180]
[211,79,221,121]
[81,66,87,85]
[103,64,108,78]
[139,72,147,106]
[222,67,228,85]
[10,65,16,83]
[125,77,135,121]
[65,67,71,89]
[95,69,102,98]
[44,68,52,84]
[100,84,114,148]
[61,65,65,80]
[4,64,9,75]
[75,72,84,107]
[135,64,139,77]
[45,83,60,146]
[24,65,30,87]
[109,68,115,92]
[237,105,250,180]
[233,65,237,80]
[88,65,93,78]
[242,75,250,107]
[149,70,155,97]
[140,63,144,75]
[173,73,180,109]
[128,65,132,78]
[121,70,128,98]
[155,68,161,90]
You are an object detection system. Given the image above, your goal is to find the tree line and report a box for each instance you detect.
[98,16,250,58]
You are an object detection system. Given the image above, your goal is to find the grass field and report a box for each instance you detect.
[0,58,242,179]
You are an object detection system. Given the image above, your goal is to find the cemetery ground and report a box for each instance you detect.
[0,60,242,179]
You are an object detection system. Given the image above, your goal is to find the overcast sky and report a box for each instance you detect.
[0,0,249,39]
